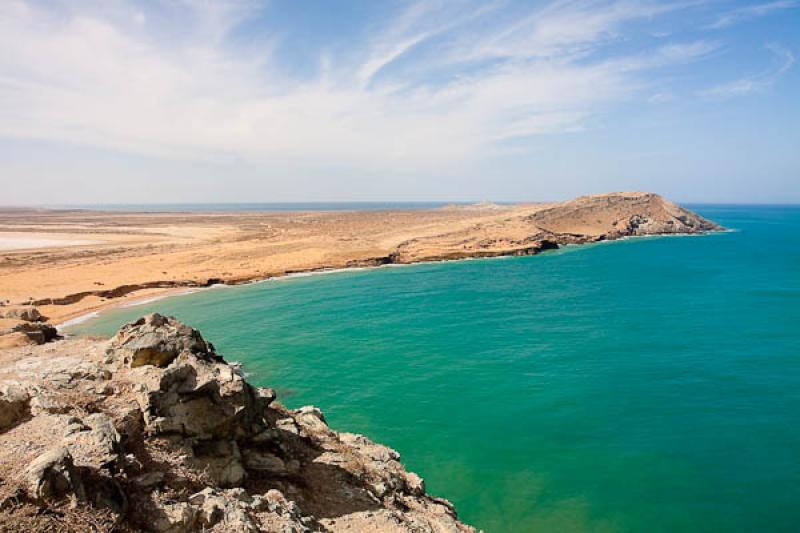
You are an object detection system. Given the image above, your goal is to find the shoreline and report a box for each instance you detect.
[56,229,725,331]
[0,192,724,332]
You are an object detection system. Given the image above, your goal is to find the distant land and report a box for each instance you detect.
[0,192,720,339]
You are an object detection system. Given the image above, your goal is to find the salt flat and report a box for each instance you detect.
[0,235,100,251]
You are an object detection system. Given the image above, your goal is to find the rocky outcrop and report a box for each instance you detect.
[0,385,30,431]
[0,306,59,348]
[0,314,474,532]
[389,192,721,263]
[0,307,45,323]
[528,192,721,238]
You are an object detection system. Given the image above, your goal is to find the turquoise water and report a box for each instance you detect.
[68,206,800,532]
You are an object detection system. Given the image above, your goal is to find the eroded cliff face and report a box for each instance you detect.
[0,314,474,532]
[389,192,722,263]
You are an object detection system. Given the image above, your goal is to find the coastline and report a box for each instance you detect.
[1,192,724,332]
[57,229,725,332]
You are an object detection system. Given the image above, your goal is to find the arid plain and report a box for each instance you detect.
[0,192,718,328]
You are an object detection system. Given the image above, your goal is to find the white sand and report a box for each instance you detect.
[0,236,100,251]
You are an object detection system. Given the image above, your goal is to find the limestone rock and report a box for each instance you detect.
[405,472,426,496]
[190,439,247,487]
[22,447,85,501]
[188,488,259,531]
[134,360,257,439]
[242,449,288,474]
[0,315,475,532]
[0,384,30,431]
[64,412,122,471]
[132,471,164,488]
[294,405,327,427]
[107,313,217,368]
[0,306,45,322]
[151,501,198,533]
[9,320,59,345]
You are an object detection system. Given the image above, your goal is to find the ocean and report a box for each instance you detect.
[66,205,800,532]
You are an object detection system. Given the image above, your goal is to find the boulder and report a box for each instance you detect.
[1,306,45,322]
[188,488,259,531]
[64,412,122,471]
[242,449,289,475]
[132,471,164,489]
[151,501,198,533]
[136,362,257,439]
[255,386,276,411]
[405,472,426,496]
[259,489,313,527]
[10,321,59,345]
[107,313,218,368]
[190,439,247,487]
[22,447,85,501]
[0,384,30,431]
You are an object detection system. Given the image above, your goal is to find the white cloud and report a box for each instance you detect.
[706,0,798,29]
[451,0,684,63]
[0,0,722,170]
[700,43,795,98]
[648,92,674,103]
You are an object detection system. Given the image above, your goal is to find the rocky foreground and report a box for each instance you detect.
[0,314,474,532]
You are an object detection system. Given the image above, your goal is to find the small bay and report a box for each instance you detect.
[68,206,800,532]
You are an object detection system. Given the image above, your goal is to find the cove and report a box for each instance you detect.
[67,206,800,532]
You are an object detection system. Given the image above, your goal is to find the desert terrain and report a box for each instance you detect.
[0,192,719,330]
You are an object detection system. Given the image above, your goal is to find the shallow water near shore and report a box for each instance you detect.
[68,205,800,532]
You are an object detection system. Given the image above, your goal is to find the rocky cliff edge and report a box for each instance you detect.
[0,314,474,532]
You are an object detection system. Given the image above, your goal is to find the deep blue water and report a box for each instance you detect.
[69,205,800,532]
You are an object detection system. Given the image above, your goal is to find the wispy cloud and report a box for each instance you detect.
[706,0,798,29]
[648,92,675,103]
[451,0,684,63]
[700,43,795,98]
[0,0,736,169]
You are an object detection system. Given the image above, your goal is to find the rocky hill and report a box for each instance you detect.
[0,314,474,532]
[390,192,721,262]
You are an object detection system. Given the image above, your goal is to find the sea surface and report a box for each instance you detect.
[67,205,800,532]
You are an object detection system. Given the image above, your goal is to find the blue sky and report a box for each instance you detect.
[0,0,798,204]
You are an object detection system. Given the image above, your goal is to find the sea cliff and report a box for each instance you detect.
[0,192,723,531]
[0,314,474,532]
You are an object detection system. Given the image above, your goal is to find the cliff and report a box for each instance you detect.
[389,192,721,262]
[0,314,474,532]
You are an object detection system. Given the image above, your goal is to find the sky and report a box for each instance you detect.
[0,0,798,205]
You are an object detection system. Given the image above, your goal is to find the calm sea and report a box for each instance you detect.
[67,205,800,532]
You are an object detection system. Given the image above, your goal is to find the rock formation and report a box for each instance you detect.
[0,306,59,349]
[0,314,474,532]
[389,192,721,263]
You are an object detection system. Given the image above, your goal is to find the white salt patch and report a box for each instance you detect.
[0,237,100,251]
